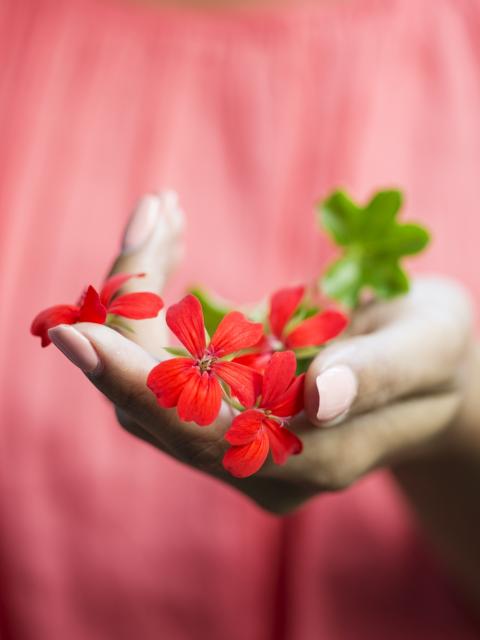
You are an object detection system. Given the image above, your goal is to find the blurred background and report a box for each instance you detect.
[1,0,479,638]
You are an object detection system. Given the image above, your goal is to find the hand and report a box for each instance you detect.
[48,194,475,514]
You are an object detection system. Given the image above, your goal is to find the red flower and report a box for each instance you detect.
[31,273,164,347]
[234,285,348,371]
[147,294,264,426]
[223,351,304,478]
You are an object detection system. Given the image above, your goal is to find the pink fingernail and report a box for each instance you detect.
[48,325,101,374]
[122,195,159,251]
[316,365,358,423]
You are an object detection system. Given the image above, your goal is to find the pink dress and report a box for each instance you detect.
[1,0,479,637]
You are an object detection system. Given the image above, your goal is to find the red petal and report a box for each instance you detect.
[107,292,163,319]
[78,286,107,323]
[210,311,263,357]
[265,418,303,465]
[285,309,348,348]
[224,410,264,445]
[177,370,222,426]
[99,272,146,306]
[222,432,270,478]
[213,360,262,408]
[268,374,305,418]
[231,335,273,373]
[231,351,273,374]
[268,286,304,339]
[147,357,195,408]
[261,351,297,409]
[31,305,80,347]
[166,295,206,359]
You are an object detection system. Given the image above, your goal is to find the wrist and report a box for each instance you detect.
[392,341,480,475]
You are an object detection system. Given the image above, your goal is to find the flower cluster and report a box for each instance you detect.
[32,274,347,479]
[223,351,304,478]
[147,287,347,477]
[32,187,431,479]
[233,285,348,373]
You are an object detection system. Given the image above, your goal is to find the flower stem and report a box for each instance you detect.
[223,395,245,412]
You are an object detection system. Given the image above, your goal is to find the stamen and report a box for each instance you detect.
[197,354,217,373]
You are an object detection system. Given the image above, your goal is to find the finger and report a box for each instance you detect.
[115,407,164,449]
[113,190,184,289]
[48,322,229,466]
[265,390,461,488]
[346,276,472,337]
[305,279,472,426]
[107,191,185,355]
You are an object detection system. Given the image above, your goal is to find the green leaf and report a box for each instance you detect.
[164,346,190,357]
[106,316,135,333]
[318,187,431,308]
[319,190,361,245]
[378,223,430,256]
[188,286,232,337]
[364,260,410,298]
[295,357,314,375]
[293,346,322,360]
[321,255,363,308]
[360,190,402,242]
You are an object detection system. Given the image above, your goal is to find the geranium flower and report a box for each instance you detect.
[234,285,348,371]
[31,273,163,347]
[222,351,304,478]
[147,294,263,426]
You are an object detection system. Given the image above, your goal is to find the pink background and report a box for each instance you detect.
[1,0,479,638]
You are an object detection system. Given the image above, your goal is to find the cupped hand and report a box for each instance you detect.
[48,194,475,514]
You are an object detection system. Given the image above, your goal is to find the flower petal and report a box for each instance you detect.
[222,432,270,478]
[268,374,305,418]
[166,295,206,359]
[78,286,107,323]
[261,351,297,409]
[99,272,146,306]
[224,410,264,445]
[107,292,163,319]
[177,370,222,426]
[231,335,273,373]
[285,309,348,349]
[31,305,80,347]
[210,311,263,357]
[265,418,303,465]
[269,286,304,339]
[147,357,195,408]
[231,351,273,375]
[213,360,262,408]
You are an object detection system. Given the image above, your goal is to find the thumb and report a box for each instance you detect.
[111,190,184,293]
[106,191,185,356]
[304,310,464,427]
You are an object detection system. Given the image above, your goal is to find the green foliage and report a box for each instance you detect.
[188,286,232,337]
[106,315,134,333]
[318,189,430,308]
[164,346,190,357]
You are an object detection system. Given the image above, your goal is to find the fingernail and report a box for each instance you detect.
[161,190,184,232]
[48,325,101,374]
[316,365,358,423]
[122,195,159,251]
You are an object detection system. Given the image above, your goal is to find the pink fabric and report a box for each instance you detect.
[1,0,480,637]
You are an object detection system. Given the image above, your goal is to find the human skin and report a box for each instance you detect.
[49,194,480,607]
